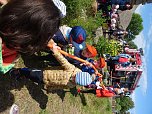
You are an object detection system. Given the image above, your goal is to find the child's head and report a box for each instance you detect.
[111,23,116,30]
[125,2,132,10]
[0,0,61,54]
[112,5,119,9]
[69,26,86,50]
[93,57,105,69]
[111,18,116,24]
[81,44,97,58]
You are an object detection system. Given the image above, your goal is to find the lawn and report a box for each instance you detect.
[0,65,112,114]
[0,54,112,114]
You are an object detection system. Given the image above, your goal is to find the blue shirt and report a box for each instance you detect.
[53,29,68,46]
[53,26,72,46]
[81,59,95,75]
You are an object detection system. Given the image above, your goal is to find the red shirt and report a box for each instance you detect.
[2,43,18,65]
[118,57,128,63]
[96,89,115,97]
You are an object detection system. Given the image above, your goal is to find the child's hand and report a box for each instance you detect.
[95,70,99,75]
[80,62,92,67]
[0,0,8,5]
[68,44,73,47]
[52,43,61,53]
[85,62,93,67]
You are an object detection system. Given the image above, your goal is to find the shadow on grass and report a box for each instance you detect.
[79,93,87,106]
[65,87,88,106]
[0,73,49,112]
[47,89,66,102]
[0,75,14,113]
[0,74,18,113]
[25,81,48,109]
[69,87,78,97]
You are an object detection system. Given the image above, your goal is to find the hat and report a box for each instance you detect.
[70,26,86,50]
[52,0,66,18]
[75,72,92,86]
[86,44,97,57]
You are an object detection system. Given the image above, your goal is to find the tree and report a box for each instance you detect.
[126,13,143,41]
[115,97,134,113]
[115,104,122,111]
[127,41,138,49]
[119,96,134,113]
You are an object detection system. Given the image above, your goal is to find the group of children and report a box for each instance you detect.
[0,0,131,101]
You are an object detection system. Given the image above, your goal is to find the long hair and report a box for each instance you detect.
[0,0,60,54]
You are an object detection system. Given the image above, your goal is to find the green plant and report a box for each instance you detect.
[96,37,122,56]
[62,0,105,38]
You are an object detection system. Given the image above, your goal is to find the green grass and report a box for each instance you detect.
[0,56,112,114]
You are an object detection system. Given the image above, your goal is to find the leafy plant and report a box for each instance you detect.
[96,37,123,56]
[61,0,105,38]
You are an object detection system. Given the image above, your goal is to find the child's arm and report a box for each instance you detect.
[51,43,76,70]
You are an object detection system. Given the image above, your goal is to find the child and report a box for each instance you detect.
[0,0,62,74]
[80,84,128,97]
[81,57,105,75]
[78,85,116,97]
[96,87,128,97]
[10,44,94,90]
[66,44,97,68]
[53,25,87,50]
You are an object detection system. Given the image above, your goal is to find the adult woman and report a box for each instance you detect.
[0,0,61,73]
[0,0,60,54]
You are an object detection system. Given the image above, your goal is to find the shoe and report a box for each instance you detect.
[9,104,19,114]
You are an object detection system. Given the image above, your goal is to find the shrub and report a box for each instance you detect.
[96,37,122,56]
[62,0,105,38]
